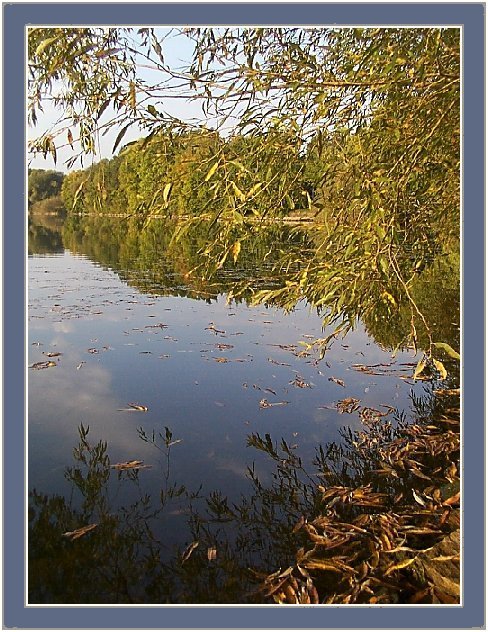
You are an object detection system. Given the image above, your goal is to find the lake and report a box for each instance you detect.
[28,213,455,604]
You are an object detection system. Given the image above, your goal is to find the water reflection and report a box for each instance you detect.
[29,380,459,604]
[28,212,460,604]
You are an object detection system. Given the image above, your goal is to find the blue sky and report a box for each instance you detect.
[28,28,204,172]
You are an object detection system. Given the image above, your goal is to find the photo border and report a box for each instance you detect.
[4,3,485,629]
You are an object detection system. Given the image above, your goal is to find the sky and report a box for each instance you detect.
[28,28,204,172]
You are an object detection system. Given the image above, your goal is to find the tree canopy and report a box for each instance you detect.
[28,26,460,363]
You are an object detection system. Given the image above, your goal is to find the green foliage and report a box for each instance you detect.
[31,27,460,355]
[28,169,64,207]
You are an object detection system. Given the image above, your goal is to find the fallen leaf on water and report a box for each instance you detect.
[62,524,98,540]
[412,489,426,506]
[205,323,226,335]
[207,547,217,561]
[30,361,56,370]
[181,541,199,563]
[111,460,152,470]
[214,357,229,363]
[43,351,62,358]
[443,491,460,507]
[336,398,360,414]
[268,357,291,367]
[328,377,346,388]
[384,557,417,576]
[259,398,289,409]
[128,403,148,411]
[290,376,312,388]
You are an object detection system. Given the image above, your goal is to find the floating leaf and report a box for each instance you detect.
[412,489,426,506]
[181,541,199,563]
[328,376,345,388]
[42,351,62,358]
[111,460,152,471]
[62,523,97,541]
[30,361,56,370]
[384,557,416,576]
[128,403,148,411]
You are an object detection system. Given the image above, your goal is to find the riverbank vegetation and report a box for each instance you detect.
[28,26,461,604]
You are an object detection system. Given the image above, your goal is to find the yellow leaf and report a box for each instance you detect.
[433,359,447,380]
[129,81,136,109]
[385,557,416,576]
[231,241,241,263]
[413,358,426,379]
[382,291,397,307]
[35,36,58,56]
[204,161,219,182]
[231,181,246,202]
[162,182,172,205]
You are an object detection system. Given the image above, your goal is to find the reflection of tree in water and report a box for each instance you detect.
[28,214,65,255]
[59,214,460,357]
[29,383,459,605]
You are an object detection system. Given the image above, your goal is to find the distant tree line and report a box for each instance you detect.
[28,169,66,214]
[60,128,317,219]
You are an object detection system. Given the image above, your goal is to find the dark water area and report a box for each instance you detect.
[27,213,459,604]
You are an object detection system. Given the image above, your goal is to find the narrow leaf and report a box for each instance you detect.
[433,342,460,360]
[112,123,131,154]
[204,161,219,182]
[433,359,448,379]
[162,182,172,204]
[413,358,426,379]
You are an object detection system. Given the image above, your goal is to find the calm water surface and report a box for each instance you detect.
[28,216,427,603]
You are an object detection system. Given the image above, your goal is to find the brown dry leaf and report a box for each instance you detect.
[268,357,291,367]
[128,403,148,411]
[30,360,57,370]
[336,398,360,414]
[384,556,417,576]
[328,376,346,387]
[111,460,152,471]
[207,547,217,561]
[290,376,312,388]
[412,490,426,506]
[62,523,98,540]
[181,541,199,563]
[214,357,229,363]
[443,492,460,507]
[42,351,62,358]
[292,516,306,533]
